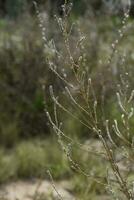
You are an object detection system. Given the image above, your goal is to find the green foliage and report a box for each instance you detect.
[43,139,70,179]
[15,139,70,179]
[0,139,70,183]
[5,0,27,18]
[0,150,16,183]
[0,17,50,142]
[15,141,47,178]
[0,122,19,147]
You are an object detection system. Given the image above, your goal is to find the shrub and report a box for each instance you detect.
[15,140,70,179]
[35,0,134,199]
[15,141,46,178]
[0,16,50,144]
[0,149,16,183]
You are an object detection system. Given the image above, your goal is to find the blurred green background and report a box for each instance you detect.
[0,0,134,199]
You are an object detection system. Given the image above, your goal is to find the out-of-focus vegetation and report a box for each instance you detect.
[1,0,134,18]
[0,0,134,199]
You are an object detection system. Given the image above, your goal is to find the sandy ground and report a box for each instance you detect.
[0,180,75,200]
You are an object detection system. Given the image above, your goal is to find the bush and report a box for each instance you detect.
[0,16,50,144]
[36,1,134,199]
[15,140,70,179]
[15,141,46,178]
[0,149,16,183]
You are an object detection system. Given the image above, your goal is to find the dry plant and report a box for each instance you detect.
[34,0,134,199]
